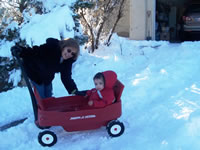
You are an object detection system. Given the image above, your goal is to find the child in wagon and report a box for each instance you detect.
[85,70,117,108]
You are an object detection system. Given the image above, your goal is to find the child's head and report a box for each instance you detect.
[93,72,105,91]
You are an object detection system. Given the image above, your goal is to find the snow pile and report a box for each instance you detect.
[21,0,76,46]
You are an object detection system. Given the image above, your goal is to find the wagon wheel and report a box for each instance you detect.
[106,120,125,137]
[38,130,57,147]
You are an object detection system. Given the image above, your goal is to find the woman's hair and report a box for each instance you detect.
[93,72,105,84]
[59,38,80,60]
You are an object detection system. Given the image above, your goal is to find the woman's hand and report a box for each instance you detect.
[74,90,87,96]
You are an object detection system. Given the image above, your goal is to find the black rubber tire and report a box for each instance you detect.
[38,130,57,147]
[106,120,125,137]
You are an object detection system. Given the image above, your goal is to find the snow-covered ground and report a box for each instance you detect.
[1,1,200,150]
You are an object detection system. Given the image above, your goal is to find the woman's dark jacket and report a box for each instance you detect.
[20,38,78,94]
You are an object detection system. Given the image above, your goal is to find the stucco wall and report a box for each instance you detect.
[129,0,155,40]
[115,0,130,37]
[146,0,156,40]
[114,0,156,40]
[129,0,146,40]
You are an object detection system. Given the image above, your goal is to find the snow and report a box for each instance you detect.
[8,69,21,86]
[1,1,200,150]
[20,2,75,46]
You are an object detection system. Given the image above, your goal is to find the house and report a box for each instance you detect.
[115,0,195,41]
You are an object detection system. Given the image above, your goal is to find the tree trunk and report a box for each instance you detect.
[80,10,95,52]
[95,19,106,49]
[106,0,125,45]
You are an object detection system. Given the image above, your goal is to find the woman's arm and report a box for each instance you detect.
[20,38,59,58]
[60,60,78,94]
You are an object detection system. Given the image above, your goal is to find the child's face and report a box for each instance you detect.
[94,78,104,91]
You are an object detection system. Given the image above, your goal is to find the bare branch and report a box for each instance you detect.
[106,0,125,45]
[80,9,95,52]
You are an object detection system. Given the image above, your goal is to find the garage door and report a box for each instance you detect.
[156,0,196,42]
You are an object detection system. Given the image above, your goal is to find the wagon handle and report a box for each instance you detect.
[13,49,38,121]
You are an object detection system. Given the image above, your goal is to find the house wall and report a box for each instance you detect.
[129,0,146,40]
[115,0,193,41]
[115,0,156,40]
[115,0,130,37]
[146,0,156,40]
[129,0,155,40]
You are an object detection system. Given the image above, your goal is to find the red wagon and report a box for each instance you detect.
[14,51,125,147]
[35,79,125,146]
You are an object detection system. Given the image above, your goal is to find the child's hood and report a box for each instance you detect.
[102,70,117,88]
